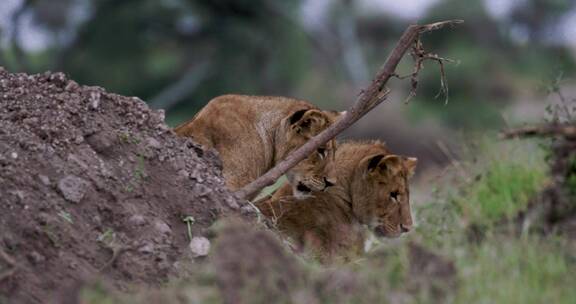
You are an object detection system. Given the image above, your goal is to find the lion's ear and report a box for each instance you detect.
[365,154,402,178]
[289,109,330,138]
[404,157,418,178]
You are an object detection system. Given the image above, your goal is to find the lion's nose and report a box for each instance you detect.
[400,224,412,233]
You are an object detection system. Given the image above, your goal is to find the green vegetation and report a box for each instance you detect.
[78,137,575,303]
[455,140,547,224]
[455,237,576,304]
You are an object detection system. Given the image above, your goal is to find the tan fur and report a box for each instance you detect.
[256,141,417,262]
[174,95,341,199]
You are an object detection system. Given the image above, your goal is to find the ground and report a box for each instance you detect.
[0,68,240,302]
[0,69,574,304]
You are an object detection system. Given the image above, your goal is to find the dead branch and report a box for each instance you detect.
[500,124,576,140]
[234,20,463,200]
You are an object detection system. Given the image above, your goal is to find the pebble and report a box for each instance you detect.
[128,214,147,226]
[138,243,154,254]
[38,175,51,185]
[189,237,210,257]
[154,220,172,235]
[27,251,46,265]
[146,137,161,149]
[57,175,89,203]
[89,91,101,110]
[65,80,79,91]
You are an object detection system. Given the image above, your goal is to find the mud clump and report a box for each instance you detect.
[0,68,241,302]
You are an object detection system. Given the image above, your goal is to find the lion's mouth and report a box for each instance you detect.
[296,183,312,193]
[373,226,401,239]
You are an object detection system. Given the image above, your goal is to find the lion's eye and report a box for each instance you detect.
[317,148,327,159]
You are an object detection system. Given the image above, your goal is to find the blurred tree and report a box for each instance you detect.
[2,0,576,130]
[3,0,309,120]
[509,0,576,43]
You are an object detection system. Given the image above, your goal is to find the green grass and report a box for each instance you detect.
[456,237,576,304]
[458,158,546,224]
[459,138,547,224]
[409,138,576,304]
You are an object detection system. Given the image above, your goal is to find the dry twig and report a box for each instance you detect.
[500,124,576,140]
[235,20,463,200]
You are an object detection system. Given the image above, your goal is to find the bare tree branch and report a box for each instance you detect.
[500,124,576,140]
[235,20,463,200]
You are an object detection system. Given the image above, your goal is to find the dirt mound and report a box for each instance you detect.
[0,68,241,303]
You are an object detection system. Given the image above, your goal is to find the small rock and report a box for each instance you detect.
[240,205,259,216]
[154,220,172,235]
[225,197,240,209]
[57,175,89,203]
[65,80,79,91]
[146,137,161,149]
[189,237,210,257]
[138,243,154,254]
[38,175,51,185]
[89,91,101,110]
[10,190,25,201]
[193,184,211,197]
[155,109,165,122]
[27,251,45,265]
[189,170,204,183]
[48,72,67,86]
[177,169,189,178]
[10,152,18,159]
[86,131,114,155]
[128,214,147,226]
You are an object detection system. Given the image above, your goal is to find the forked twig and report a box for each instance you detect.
[235,20,463,200]
[395,38,456,104]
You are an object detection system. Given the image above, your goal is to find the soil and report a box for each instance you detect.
[0,68,242,303]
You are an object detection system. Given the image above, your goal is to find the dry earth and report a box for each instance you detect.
[0,68,241,303]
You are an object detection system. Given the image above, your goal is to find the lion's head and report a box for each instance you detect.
[335,142,417,238]
[277,108,342,199]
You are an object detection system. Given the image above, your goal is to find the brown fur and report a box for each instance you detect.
[256,141,417,262]
[174,94,341,199]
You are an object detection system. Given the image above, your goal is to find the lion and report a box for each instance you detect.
[256,141,417,262]
[174,94,342,200]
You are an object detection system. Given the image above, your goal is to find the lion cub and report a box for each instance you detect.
[174,94,341,200]
[256,141,417,262]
